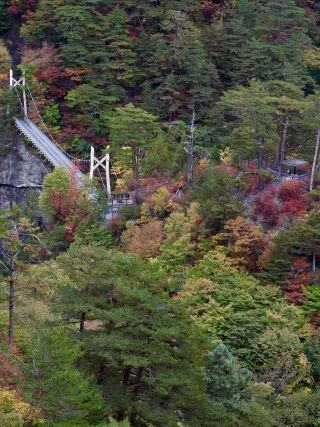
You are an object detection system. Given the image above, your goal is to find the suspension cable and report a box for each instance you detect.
[26,83,59,146]
[26,82,91,163]
[14,86,25,113]
[97,166,108,193]
[14,81,115,187]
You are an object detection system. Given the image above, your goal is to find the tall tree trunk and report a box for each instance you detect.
[133,367,143,395]
[312,249,316,273]
[274,137,281,170]
[97,362,107,385]
[79,312,86,333]
[8,260,14,345]
[187,108,196,185]
[132,149,140,204]
[310,128,320,192]
[133,152,139,183]
[123,366,131,386]
[130,367,144,426]
[257,141,265,191]
[276,116,290,176]
[116,412,125,422]
[76,312,87,367]
[130,412,138,426]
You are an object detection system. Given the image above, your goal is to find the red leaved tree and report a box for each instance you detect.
[254,189,279,226]
[40,167,93,243]
[284,258,315,305]
[133,176,181,207]
[254,180,311,227]
[278,180,311,221]
[278,180,307,201]
[7,0,36,15]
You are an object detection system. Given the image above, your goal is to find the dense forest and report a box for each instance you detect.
[1,0,320,426]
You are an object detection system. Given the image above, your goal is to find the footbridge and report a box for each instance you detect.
[10,70,84,181]
[14,117,84,181]
[9,69,133,215]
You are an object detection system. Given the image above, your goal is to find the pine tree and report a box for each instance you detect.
[213,0,311,87]
[253,0,310,85]
[108,103,164,182]
[38,246,211,426]
[261,210,320,285]
[266,80,305,171]
[211,0,259,86]
[216,79,277,172]
[202,343,276,425]
[156,10,219,120]
[24,325,106,425]
[98,7,138,88]
[206,344,253,402]
[188,165,243,233]
[0,1,9,32]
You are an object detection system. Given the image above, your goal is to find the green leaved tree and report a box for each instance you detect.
[24,325,106,426]
[0,1,9,32]
[213,0,311,88]
[108,103,165,182]
[205,344,272,426]
[216,79,277,175]
[34,246,211,426]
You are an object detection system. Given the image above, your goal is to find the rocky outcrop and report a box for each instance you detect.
[0,129,51,210]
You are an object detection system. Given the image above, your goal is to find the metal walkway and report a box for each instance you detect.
[245,173,311,206]
[14,117,84,181]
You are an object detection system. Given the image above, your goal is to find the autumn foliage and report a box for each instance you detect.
[124,220,164,260]
[284,258,315,305]
[133,177,182,208]
[216,216,267,272]
[39,167,94,243]
[7,0,37,16]
[243,161,273,195]
[254,180,311,226]
[200,1,226,21]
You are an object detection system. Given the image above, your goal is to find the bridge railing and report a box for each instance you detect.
[108,192,133,205]
[244,173,311,206]
[104,192,134,220]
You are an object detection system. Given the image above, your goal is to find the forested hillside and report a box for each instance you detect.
[1,1,320,426]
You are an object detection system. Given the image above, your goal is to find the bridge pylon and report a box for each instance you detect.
[10,69,28,118]
[90,146,111,197]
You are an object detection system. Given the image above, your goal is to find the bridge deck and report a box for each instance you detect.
[14,117,84,181]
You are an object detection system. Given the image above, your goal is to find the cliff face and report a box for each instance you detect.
[0,130,51,210]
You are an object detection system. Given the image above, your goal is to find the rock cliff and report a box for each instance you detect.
[0,129,51,210]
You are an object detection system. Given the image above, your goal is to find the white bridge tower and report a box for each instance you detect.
[89,146,111,197]
[10,69,28,118]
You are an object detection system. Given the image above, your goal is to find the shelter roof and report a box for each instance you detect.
[281,159,309,167]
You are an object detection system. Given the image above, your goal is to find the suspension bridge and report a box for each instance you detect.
[9,70,133,218]
[10,70,88,182]
[14,117,83,178]
[10,70,311,216]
